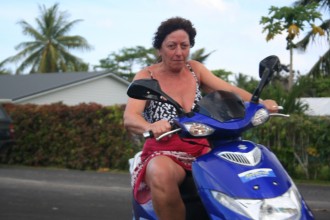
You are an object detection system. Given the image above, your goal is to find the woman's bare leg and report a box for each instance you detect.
[145,156,186,220]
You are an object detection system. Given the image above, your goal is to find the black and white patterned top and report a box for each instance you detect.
[144,63,203,124]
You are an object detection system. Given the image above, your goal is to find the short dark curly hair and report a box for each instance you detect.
[152,17,196,49]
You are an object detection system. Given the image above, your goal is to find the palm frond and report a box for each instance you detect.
[294,0,330,11]
[15,47,43,74]
[190,48,215,63]
[307,49,330,77]
[17,20,45,41]
[3,3,92,73]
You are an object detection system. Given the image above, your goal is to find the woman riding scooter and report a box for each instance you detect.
[123,16,279,220]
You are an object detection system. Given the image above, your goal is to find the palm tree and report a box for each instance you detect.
[0,60,12,75]
[260,3,323,90]
[294,0,330,78]
[190,48,215,64]
[3,3,92,74]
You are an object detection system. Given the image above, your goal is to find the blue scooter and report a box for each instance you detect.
[127,55,314,220]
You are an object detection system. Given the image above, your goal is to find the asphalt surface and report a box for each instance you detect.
[0,166,329,220]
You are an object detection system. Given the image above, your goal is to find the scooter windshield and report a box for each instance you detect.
[196,90,245,122]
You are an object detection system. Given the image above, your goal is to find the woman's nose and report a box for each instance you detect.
[174,46,183,54]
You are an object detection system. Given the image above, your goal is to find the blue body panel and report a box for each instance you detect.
[131,100,314,219]
[192,140,292,199]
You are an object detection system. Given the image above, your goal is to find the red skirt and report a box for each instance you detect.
[131,134,209,203]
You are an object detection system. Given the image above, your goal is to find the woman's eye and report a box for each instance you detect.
[166,44,189,50]
[181,45,189,49]
[167,44,176,49]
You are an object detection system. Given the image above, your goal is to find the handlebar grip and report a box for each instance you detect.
[143,130,154,139]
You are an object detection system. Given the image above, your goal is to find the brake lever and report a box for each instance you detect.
[268,106,290,117]
[269,113,290,117]
[156,128,182,141]
[143,128,182,141]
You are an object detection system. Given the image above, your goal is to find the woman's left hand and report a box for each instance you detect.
[261,99,279,113]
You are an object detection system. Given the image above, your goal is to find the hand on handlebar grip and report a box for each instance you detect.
[143,130,154,139]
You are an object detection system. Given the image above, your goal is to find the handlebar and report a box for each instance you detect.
[143,128,182,141]
[143,130,154,139]
[143,106,289,141]
[269,113,290,117]
[269,106,290,117]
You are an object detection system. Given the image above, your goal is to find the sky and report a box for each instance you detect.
[0,0,328,79]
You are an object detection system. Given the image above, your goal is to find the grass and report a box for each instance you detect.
[294,178,330,186]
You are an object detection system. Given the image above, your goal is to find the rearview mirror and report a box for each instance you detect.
[127,79,163,101]
[259,55,281,79]
[127,79,185,114]
[251,55,281,103]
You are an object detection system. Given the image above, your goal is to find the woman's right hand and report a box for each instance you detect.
[147,119,172,138]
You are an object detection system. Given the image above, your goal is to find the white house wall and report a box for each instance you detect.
[300,97,330,116]
[17,77,128,106]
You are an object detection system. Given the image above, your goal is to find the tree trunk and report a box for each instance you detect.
[288,44,294,91]
[294,152,309,179]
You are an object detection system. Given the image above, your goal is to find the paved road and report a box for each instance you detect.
[0,166,329,220]
[0,166,132,220]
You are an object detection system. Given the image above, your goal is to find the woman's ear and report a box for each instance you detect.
[157,50,162,63]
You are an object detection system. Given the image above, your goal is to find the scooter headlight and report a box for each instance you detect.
[182,122,214,137]
[251,108,269,126]
[211,185,302,219]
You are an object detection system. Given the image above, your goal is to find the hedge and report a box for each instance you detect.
[1,103,330,181]
[1,103,142,171]
[244,114,330,180]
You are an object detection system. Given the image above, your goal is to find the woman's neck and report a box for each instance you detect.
[158,62,186,76]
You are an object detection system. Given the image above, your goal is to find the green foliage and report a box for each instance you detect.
[233,73,259,93]
[260,3,323,42]
[293,0,330,77]
[260,3,325,90]
[211,69,234,83]
[0,61,12,75]
[190,48,215,64]
[305,48,330,79]
[94,46,157,81]
[95,46,216,82]
[1,103,141,170]
[1,103,330,181]
[2,3,92,74]
[298,74,330,97]
[269,80,309,114]
[244,114,330,180]
[233,71,309,114]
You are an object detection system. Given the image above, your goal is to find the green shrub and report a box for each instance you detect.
[319,165,330,180]
[244,114,330,181]
[2,103,330,181]
[1,103,142,170]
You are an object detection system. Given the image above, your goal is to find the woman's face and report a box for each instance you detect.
[159,29,190,70]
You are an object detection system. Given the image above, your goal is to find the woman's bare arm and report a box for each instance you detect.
[189,60,279,112]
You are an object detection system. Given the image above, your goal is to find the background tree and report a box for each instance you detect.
[211,69,233,83]
[234,73,259,93]
[230,64,309,114]
[0,61,12,75]
[190,48,215,63]
[94,46,157,81]
[294,0,330,78]
[2,3,92,74]
[95,46,214,81]
[298,74,330,97]
[260,3,324,90]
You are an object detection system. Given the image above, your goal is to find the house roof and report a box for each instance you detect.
[300,97,330,116]
[0,71,130,102]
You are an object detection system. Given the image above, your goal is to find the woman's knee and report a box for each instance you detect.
[145,156,185,188]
